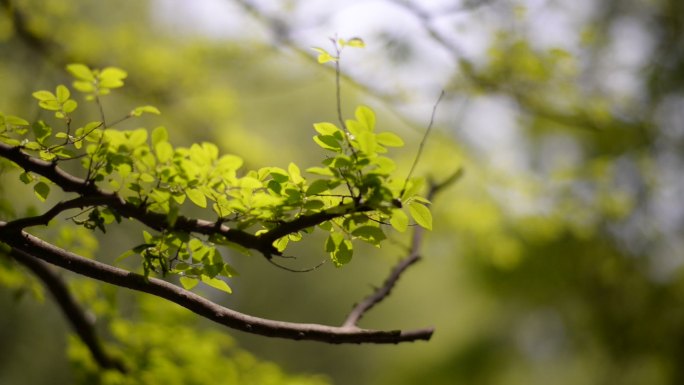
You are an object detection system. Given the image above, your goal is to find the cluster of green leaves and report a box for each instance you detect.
[68,295,330,385]
[0,60,431,293]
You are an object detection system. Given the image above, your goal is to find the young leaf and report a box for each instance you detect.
[333,239,353,267]
[351,225,386,245]
[306,179,330,196]
[312,47,337,63]
[201,276,232,294]
[131,105,161,117]
[179,276,199,290]
[346,37,365,48]
[32,90,56,102]
[186,188,207,208]
[288,162,303,184]
[151,126,168,145]
[390,209,409,232]
[62,100,78,114]
[99,67,128,88]
[4,115,29,126]
[66,63,95,81]
[34,182,50,202]
[376,132,404,147]
[55,85,70,103]
[355,105,376,131]
[408,201,432,230]
[313,135,342,152]
[313,122,341,136]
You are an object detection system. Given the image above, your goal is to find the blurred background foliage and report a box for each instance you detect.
[1,0,683,384]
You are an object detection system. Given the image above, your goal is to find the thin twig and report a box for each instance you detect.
[401,90,445,196]
[342,169,461,328]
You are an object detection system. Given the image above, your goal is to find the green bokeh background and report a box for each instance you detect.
[1,1,684,384]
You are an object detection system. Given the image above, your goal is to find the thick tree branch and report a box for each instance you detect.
[0,143,376,259]
[343,169,462,327]
[7,249,127,372]
[0,223,433,344]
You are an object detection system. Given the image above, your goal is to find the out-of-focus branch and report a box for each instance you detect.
[343,169,463,327]
[7,249,126,372]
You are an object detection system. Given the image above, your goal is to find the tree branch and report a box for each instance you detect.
[343,169,462,327]
[7,249,127,372]
[0,223,433,344]
[0,142,377,259]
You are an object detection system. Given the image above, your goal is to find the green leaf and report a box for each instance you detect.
[73,81,95,93]
[62,100,78,114]
[351,225,386,245]
[306,166,334,176]
[355,105,376,131]
[306,179,330,196]
[408,201,432,230]
[333,240,353,267]
[5,115,29,126]
[313,135,342,152]
[390,209,409,232]
[131,105,161,117]
[186,188,207,208]
[66,63,95,81]
[99,67,128,88]
[19,172,33,184]
[151,126,168,145]
[155,141,173,163]
[326,233,353,267]
[273,237,289,253]
[32,121,52,143]
[201,276,232,294]
[32,90,55,102]
[376,132,404,147]
[313,122,341,135]
[39,150,56,161]
[34,182,50,202]
[55,85,70,103]
[288,162,303,184]
[179,276,199,290]
[357,132,377,155]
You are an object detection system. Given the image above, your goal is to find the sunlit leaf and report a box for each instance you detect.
[408,201,432,230]
[390,209,409,232]
[313,135,342,152]
[131,105,161,117]
[66,63,95,81]
[355,105,376,131]
[288,162,303,184]
[186,188,207,208]
[32,90,55,102]
[201,276,232,294]
[306,179,330,196]
[376,132,404,147]
[313,122,341,135]
[99,67,128,88]
[352,225,386,245]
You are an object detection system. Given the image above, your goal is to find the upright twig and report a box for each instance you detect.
[401,90,445,196]
[342,168,462,328]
